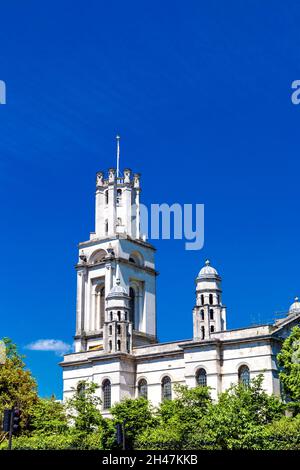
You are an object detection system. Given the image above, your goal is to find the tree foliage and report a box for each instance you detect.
[66,380,104,433]
[110,397,157,449]
[0,338,38,431]
[28,397,68,435]
[278,326,300,404]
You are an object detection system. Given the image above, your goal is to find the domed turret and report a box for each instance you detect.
[193,259,227,341]
[289,297,300,315]
[198,259,219,278]
[107,278,128,298]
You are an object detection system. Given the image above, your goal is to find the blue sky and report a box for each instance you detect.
[1,0,300,398]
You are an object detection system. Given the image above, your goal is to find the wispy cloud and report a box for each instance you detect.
[25,339,72,356]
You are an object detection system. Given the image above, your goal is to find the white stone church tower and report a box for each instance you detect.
[74,166,157,355]
[61,150,300,413]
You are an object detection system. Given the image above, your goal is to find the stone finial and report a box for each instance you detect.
[96,171,104,187]
[133,173,141,188]
[124,168,132,183]
[108,168,116,183]
[79,250,87,263]
[205,259,210,266]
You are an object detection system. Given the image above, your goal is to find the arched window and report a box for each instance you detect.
[209,294,213,305]
[95,284,105,329]
[100,287,105,327]
[117,340,121,351]
[210,325,215,333]
[196,368,207,387]
[117,311,121,321]
[105,190,109,205]
[92,249,107,264]
[109,325,112,335]
[117,324,121,335]
[117,217,122,226]
[200,309,204,321]
[116,189,122,205]
[127,333,131,353]
[110,311,113,321]
[161,376,172,401]
[128,251,144,267]
[238,365,250,387]
[201,326,205,340]
[138,379,148,399]
[209,309,214,320]
[105,219,108,235]
[201,294,204,306]
[77,381,86,397]
[129,287,135,328]
[102,379,111,410]
[109,340,112,352]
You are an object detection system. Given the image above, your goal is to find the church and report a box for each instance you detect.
[61,156,300,415]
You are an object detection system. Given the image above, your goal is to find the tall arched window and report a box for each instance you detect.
[95,285,105,329]
[209,294,213,305]
[105,190,109,205]
[200,309,204,321]
[201,294,204,306]
[129,287,135,328]
[116,189,122,205]
[100,286,105,327]
[77,381,86,397]
[201,326,205,340]
[196,368,207,387]
[238,365,250,387]
[161,376,172,401]
[210,325,215,333]
[102,379,111,410]
[138,379,148,399]
[209,309,214,320]
[105,219,108,235]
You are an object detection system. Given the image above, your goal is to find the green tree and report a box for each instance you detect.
[158,384,211,426]
[137,376,283,450]
[189,375,284,449]
[28,397,68,435]
[66,380,103,434]
[0,338,38,431]
[111,397,157,449]
[136,385,211,450]
[277,325,300,405]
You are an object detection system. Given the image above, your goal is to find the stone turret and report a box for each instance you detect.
[193,260,227,340]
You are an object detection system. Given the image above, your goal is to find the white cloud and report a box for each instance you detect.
[25,339,72,356]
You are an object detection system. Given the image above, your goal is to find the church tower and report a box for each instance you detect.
[193,260,227,340]
[74,138,157,353]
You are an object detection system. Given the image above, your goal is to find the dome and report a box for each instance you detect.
[107,278,128,298]
[289,297,300,314]
[198,259,219,278]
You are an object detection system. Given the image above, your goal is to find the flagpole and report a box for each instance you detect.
[116,135,120,177]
